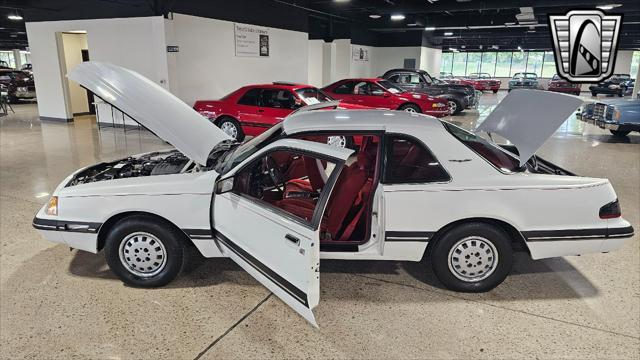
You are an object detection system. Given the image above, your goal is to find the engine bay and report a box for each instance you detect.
[66,150,198,186]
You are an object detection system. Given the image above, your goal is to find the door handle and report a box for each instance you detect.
[285,234,300,245]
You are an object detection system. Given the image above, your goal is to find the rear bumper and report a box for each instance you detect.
[548,87,580,94]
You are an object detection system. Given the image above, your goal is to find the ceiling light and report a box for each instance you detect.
[407,23,418,27]
[518,46,524,52]
[449,47,459,52]
[596,4,622,10]
[8,14,23,21]
[390,14,406,21]
[333,0,351,2]
[424,27,436,31]
[369,14,381,19]
[444,31,454,36]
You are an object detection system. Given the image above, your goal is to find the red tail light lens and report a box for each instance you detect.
[599,199,621,219]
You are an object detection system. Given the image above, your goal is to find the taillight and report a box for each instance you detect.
[599,199,621,219]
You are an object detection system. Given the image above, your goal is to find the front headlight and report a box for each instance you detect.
[46,196,58,216]
[614,110,621,120]
[432,103,446,108]
[17,86,28,92]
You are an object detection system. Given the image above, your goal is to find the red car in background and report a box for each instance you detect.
[455,73,501,93]
[547,74,581,96]
[193,82,365,142]
[321,78,449,116]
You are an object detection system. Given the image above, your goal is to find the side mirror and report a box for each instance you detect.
[215,177,234,194]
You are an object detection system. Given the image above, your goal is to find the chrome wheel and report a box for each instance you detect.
[118,232,167,277]
[327,135,347,148]
[220,121,238,140]
[447,236,498,282]
[448,100,457,115]
[403,107,417,113]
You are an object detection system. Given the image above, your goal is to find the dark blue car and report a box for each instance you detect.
[580,98,640,137]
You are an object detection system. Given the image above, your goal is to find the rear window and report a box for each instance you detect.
[442,122,522,173]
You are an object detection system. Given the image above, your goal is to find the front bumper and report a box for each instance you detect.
[33,212,100,254]
[509,84,539,90]
[548,87,580,94]
[14,90,36,99]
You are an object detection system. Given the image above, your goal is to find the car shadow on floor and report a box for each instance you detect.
[580,134,640,144]
[67,246,598,300]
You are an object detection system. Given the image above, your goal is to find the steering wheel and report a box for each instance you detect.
[264,156,285,193]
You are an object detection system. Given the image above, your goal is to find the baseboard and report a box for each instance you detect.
[40,116,73,123]
[97,121,142,130]
[73,112,93,116]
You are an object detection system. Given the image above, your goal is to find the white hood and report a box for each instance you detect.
[68,62,230,165]
[476,90,583,166]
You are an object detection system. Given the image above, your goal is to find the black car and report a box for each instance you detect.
[589,74,631,97]
[0,69,36,103]
[382,68,478,115]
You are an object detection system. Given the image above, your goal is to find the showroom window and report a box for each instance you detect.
[452,52,467,76]
[440,52,453,75]
[631,51,640,79]
[526,52,544,76]
[0,51,16,68]
[495,52,512,77]
[480,52,497,77]
[466,53,482,76]
[383,135,450,184]
[510,52,527,77]
[237,88,261,106]
[541,51,557,78]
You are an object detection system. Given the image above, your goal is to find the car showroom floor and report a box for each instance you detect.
[1,94,638,359]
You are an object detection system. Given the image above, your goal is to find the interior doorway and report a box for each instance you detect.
[57,31,92,118]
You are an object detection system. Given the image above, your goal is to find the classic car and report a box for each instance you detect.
[322,78,449,117]
[589,74,631,97]
[579,98,640,136]
[193,82,366,142]
[0,69,36,103]
[458,73,501,93]
[547,74,581,96]
[34,63,634,326]
[508,73,540,91]
[381,68,478,115]
[622,78,635,96]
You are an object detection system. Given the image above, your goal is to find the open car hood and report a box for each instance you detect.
[68,62,230,165]
[475,90,583,166]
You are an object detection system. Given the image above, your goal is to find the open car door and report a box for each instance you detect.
[211,138,353,326]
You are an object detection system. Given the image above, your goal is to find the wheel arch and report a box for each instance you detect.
[423,217,530,260]
[213,114,238,126]
[397,102,422,112]
[97,211,192,252]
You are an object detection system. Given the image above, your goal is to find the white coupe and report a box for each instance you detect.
[34,63,634,325]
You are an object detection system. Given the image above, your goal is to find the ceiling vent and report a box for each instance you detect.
[516,7,537,25]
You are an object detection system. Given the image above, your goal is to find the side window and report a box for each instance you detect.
[237,88,261,106]
[333,81,356,94]
[387,74,400,83]
[353,81,369,95]
[383,135,450,184]
[260,89,296,109]
[369,83,386,96]
[233,149,338,224]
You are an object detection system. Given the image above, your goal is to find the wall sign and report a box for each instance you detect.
[352,46,369,62]
[166,46,179,53]
[235,23,270,57]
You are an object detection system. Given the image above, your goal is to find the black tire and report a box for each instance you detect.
[591,91,597,97]
[104,215,185,288]
[430,222,513,292]
[610,129,631,137]
[618,89,624,97]
[575,91,581,96]
[492,89,498,94]
[398,103,421,113]
[216,117,245,142]
[446,98,463,115]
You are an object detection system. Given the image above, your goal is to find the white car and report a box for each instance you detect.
[34,63,634,326]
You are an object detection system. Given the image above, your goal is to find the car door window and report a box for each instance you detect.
[233,149,338,225]
[353,82,370,95]
[383,135,450,184]
[260,89,296,109]
[333,81,356,94]
[237,88,261,106]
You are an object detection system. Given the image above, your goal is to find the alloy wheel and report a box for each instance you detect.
[447,236,499,282]
[118,232,167,277]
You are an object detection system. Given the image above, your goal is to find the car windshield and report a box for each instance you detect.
[513,73,537,79]
[215,123,284,174]
[441,121,523,173]
[377,79,404,94]
[295,87,333,105]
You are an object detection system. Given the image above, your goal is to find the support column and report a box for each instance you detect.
[12,49,22,69]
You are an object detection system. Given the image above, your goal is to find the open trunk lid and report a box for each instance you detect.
[476,90,583,166]
[68,62,230,166]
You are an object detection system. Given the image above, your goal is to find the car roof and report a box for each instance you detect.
[283,109,445,134]
[334,78,384,82]
[243,83,314,91]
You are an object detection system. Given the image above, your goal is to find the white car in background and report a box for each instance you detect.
[33,62,634,326]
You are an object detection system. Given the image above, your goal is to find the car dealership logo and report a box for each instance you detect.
[549,9,622,82]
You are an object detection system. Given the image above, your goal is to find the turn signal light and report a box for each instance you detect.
[46,196,58,216]
[599,199,621,219]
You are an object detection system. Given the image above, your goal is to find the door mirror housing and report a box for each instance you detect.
[215,177,234,194]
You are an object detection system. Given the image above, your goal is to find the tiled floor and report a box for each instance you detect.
[1,95,638,359]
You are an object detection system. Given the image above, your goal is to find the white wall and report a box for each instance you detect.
[307,39,324,87]
[26,17,169,120]
[60,33,88,114]
[167,13,309,106]
[349,44,374,78]
[419,46,442,75]
[371,47,421,76]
